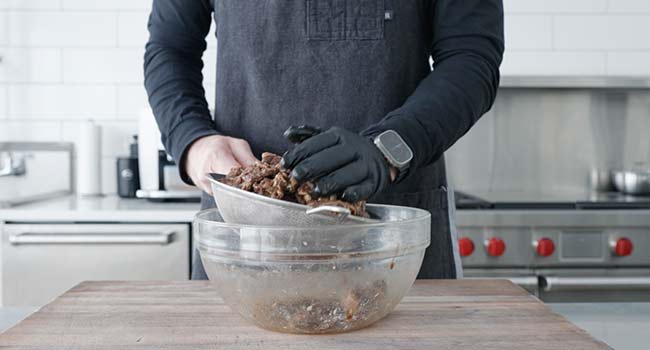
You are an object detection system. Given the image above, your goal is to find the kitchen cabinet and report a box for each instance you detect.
[2,223,189,306]
[0,195,199,307]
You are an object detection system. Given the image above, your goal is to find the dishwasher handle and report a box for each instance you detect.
[541,276,650,292]
[465,276,539,290]
[9,230,175,245]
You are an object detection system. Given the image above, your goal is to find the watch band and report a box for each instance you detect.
[393,164,409,183]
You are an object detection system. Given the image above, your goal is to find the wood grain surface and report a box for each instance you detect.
[0,280,612,350]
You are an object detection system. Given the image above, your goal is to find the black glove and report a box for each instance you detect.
[281,126,391,202]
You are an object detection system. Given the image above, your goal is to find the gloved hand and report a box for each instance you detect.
[281,125,392,202]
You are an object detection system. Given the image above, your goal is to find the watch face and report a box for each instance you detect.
[379,130,413,166]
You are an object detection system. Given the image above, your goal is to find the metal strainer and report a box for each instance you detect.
[207,173,378,226]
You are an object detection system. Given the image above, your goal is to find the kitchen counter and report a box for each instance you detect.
[2,300,648,349]
[0,280,610,349]
[0,195,200,223]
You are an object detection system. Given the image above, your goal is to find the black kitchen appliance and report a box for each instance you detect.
[116,136,140,198]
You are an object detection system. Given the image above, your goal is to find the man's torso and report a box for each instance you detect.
[198,0,458,278]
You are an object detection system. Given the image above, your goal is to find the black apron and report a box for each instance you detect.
[193,0,458,279]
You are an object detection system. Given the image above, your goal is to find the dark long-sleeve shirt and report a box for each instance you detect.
[144,0,218,177]
[144,0,504,181]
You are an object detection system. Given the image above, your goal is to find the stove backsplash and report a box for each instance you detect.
[446,88,650,193]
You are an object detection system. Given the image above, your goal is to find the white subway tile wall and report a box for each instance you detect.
[0,48,61,82]
[62,48,144,83]
[0,0,648,193]
[607,52,650,75]
[504,0,607,13]
[117,85,148,120]
[117,12,150,47]
[8,11,118,47]
[0,86,7,118]
[504,15,553,49]
[0,11,7,46]
[61,0,152,11]
[8,85,117,118]
[501,52,607,76]
[554,15,650,50]
[607,0,650,12]
[0,120,61,141]
[0,0,62,10]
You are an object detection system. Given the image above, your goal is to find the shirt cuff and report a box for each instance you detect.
[166,119,220,185]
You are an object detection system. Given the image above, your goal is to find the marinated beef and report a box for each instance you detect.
[220,152,368,217]
[253,280,387,333]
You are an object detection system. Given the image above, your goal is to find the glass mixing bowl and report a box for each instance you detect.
[194,204,430,334]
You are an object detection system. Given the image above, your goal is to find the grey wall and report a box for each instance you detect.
[446,88,650,193]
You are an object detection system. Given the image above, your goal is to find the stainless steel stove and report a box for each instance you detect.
[454,190,650,302]
[441,87,650,302]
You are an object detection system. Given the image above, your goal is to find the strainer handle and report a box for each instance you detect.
[305,206,351,223]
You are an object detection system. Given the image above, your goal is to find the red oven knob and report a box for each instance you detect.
[612,237,633,257]
[458,237,475,257]
[485,237,506,257]
[534,238,555,257]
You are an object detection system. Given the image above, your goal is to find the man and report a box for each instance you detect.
[144,0,504,280]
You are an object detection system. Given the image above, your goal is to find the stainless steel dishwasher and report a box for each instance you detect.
[2,223,190,306]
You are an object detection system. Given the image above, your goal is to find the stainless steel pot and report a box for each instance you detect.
[613,169,650,195]
[588,168,614,192]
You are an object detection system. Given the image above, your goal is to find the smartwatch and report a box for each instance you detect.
[373,130,413,182]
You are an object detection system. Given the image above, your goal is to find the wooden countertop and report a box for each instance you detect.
[0,280,611,350]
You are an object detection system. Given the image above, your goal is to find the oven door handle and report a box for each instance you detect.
[466,276,538,290]
[9,230,175,245]
[541,276,650,292]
